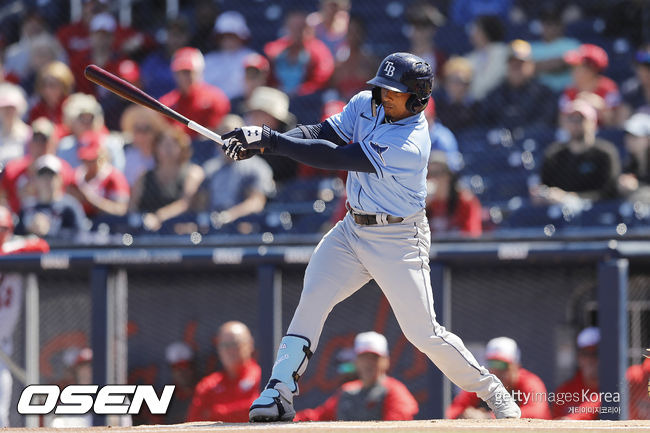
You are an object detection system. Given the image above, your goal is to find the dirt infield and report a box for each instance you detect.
[5,419,650,433]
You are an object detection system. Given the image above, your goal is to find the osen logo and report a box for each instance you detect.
[17,384,175,415]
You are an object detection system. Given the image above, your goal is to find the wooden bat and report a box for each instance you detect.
[84,64,223,144]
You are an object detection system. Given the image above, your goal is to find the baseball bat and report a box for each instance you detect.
[84,64,223,144]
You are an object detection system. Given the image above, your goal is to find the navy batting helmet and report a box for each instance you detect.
[367,52,434,114]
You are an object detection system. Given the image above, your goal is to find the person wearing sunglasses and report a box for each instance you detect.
[446,337,550,419]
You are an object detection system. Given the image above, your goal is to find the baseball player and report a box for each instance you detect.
[222,52,521,422]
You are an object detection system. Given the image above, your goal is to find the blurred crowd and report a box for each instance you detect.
[0,0,648,241]
[36,325,649,426]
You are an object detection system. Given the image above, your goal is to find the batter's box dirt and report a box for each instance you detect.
[5,419,650,433]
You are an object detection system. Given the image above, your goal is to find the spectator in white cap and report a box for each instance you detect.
[57,92,126,172]
[618,112,650,198]
[0,82,30,166]
[295,331,418,421]
[447,336,550,419]
[204,11,255,100]
[551,327,601,420]
[69,12,122,96]
[243,86,297,182]
[164,341,197,424]
[15,154,88,238]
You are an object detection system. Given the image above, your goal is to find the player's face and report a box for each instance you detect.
[577,347,599,382]
[487,359,518,389]
[381,88,412,121]
[217,329,253,374]
[355,352,389,386]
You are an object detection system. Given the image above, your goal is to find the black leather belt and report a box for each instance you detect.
[348,209,404,225]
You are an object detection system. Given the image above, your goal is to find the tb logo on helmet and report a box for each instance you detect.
[383,61,395,77]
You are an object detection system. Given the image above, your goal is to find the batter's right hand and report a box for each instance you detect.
[222,126,264,148]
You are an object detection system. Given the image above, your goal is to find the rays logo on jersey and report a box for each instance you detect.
[369,142,389,165]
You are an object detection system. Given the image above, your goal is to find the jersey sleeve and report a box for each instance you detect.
[326,91,368,143]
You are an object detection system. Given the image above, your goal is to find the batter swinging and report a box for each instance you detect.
[222,52,521,422]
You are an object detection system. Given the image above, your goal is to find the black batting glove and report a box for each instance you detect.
[221,125,278,156]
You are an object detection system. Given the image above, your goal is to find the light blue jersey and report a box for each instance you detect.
[327,90,431,217]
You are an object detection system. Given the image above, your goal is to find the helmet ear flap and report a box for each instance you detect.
[406,95,428,114]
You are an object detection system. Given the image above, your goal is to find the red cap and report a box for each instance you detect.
[118,59,140,83]
[244,52,270,72]
[77,131,102,161]
[564,43,609,71]
[171,47,205,72]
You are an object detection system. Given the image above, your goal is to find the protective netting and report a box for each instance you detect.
[5,262,650,425]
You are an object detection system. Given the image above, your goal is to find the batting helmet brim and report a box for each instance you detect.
[366,76,409,93]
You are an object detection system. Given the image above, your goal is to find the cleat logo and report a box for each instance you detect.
[279,343,287,350]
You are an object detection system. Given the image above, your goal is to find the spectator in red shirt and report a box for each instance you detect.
[446,337,551,419]
[28,61,75,139]
[57,0,149,61]
[0,117,73,214]
[559,44,621,126]
[69,13,125,97]
[160,47,230,139]
[264,10,334,96]
[0,205,49,257]
[296,331,418,421]
[187,321,261,423]
[230,53,271,116]
[552,327,601,420]
[69,131,130,218]
[426,151,482,237]
[627,353,650,420]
